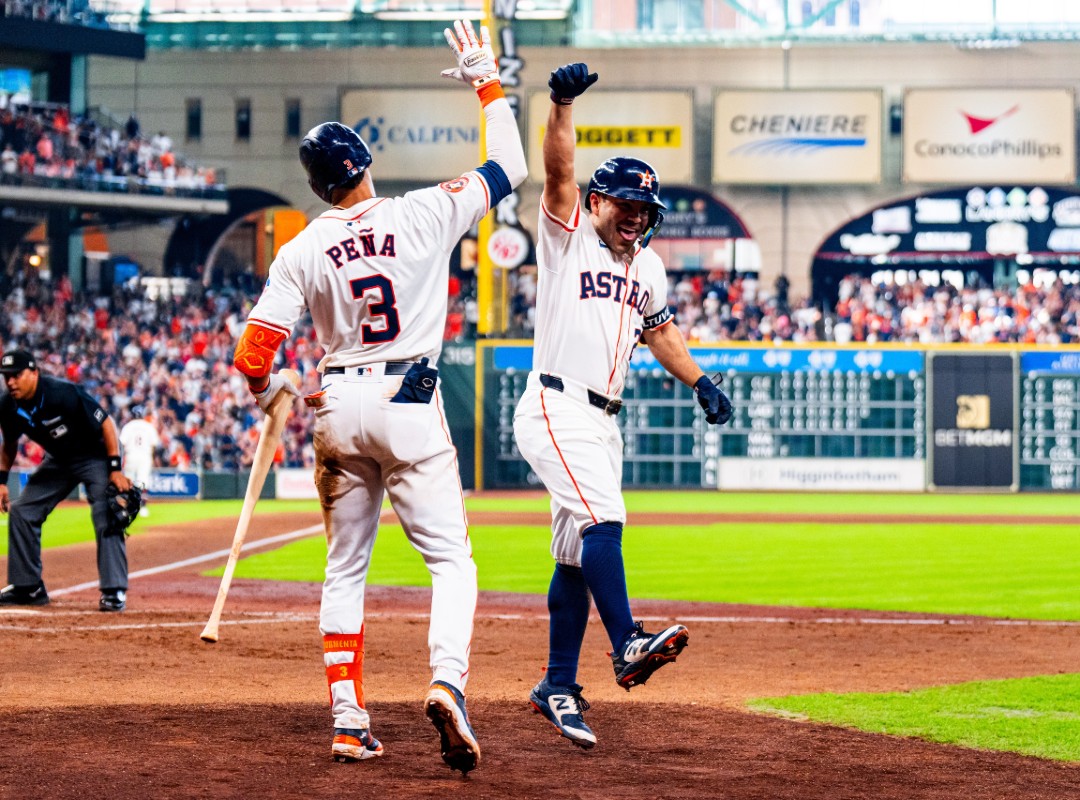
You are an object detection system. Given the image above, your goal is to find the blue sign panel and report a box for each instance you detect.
[146,470,201,498]
[493,345,924,375]
[1021,351,1080,374]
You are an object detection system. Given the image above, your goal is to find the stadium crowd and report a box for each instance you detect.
[0,99,220,195]
[1,264,1078,473]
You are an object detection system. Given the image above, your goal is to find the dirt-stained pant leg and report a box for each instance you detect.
[513,373,626,568]
[314,377,385,731]
[314,370,477,732]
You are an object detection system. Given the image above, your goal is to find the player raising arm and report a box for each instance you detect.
[231,20,526,774]
[513,63,733,750]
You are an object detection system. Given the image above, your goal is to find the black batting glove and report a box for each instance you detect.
[694,375,733,426]
[549,63,598,105]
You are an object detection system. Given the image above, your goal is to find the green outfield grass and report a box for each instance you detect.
[15,490,1080,762]
[749,674,1080,762]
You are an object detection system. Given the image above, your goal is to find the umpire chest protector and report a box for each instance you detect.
[0,375,110,460]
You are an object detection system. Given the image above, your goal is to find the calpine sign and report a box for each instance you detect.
[903,88,1076,185]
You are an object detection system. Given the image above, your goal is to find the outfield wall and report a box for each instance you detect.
[5,343,1075,500]
[478,342,1080,493]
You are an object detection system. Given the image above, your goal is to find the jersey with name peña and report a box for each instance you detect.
[248,174,495,370]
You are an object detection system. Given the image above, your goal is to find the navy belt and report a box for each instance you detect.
[539,373,623,416]
[326,361,415,375]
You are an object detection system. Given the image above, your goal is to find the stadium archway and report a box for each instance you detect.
[163,187,292,290]
[810,185,1080,306]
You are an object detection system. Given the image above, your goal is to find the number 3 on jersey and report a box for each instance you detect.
[350,275,401,343]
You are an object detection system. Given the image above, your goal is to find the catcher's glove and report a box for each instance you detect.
[105,483,142,537]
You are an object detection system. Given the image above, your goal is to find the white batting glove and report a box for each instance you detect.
[441,19,500,87]
[251,372,300,413]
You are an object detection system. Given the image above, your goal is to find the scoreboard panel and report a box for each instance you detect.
[484,345,926,490]
[1020,352,1080,491]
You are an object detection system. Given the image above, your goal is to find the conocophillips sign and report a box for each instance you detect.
[903,88,1076,184]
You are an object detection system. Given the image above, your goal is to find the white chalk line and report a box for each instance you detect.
[4,609,1080,634]
[6,522,1080,632]
[48,523,325,597]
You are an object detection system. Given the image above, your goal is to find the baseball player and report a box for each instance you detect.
[231,20,525,774]
[119,406,160,517]
[0,349,136,612]
[512,63,733,749]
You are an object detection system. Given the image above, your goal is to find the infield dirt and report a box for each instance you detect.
[2,507,1079,799]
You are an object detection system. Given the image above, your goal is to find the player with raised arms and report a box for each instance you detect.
[514,63,733,749]
[231,20,526,774]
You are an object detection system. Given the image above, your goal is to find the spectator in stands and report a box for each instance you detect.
[1,143,16,175]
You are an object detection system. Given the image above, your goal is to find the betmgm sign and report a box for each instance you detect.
[928,353,1018,491]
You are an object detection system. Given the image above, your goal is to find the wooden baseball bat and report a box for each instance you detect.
[200,368,301,643]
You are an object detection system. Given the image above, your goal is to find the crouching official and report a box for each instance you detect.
[0,349,138,612]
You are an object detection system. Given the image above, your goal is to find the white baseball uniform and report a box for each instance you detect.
[513,194,672,567]
[119,417,160,490]
[244,95,525,732]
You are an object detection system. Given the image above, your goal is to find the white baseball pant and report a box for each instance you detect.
[513,371,627,568]
[314,363,476,731]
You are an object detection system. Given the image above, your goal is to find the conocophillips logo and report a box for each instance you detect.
[913,103,1062,160]
[354,117,478,152]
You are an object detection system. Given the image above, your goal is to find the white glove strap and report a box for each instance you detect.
[472,73,502,88]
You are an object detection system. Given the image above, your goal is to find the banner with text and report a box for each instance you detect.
[341,90,481,181]
[527,90,693,183]
[718,458,925,492]
[275,468,318,500]
[903,88,1076,185]
[712,90,882,184]
[929,352,1017,490]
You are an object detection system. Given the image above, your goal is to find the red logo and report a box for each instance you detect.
[439,176,470,193]
[961,104,1019,135]
[344,159,354,170]
[639,171,656,189]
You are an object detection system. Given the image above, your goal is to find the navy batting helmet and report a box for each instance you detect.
[586,157,666,246]
[299,122,373,203]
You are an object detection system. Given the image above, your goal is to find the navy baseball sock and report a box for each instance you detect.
[581,522,635,650]
[546,563,590,687]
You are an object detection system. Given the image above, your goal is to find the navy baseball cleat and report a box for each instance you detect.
[98,589,126,612]
[331,727,384,762]
[611,622,689,690]
[424,680,481,774]
[529,678,596,749]
[0,582,50,607]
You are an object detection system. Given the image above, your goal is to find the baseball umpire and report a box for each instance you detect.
[232,20,525,773]
[513,64,734,749]
[0,349,138,612]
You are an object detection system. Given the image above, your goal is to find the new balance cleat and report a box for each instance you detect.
[331,727,384,762]
[99,589,126,612]
[611,622,689,690]
[424,680,481,774]
[529,678,596,749]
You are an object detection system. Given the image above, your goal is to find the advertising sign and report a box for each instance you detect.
[903,88,1076,184]
[275,468,318,500]
[928,353,1017,491]
[340,90,480,181]
[146,470,201,498]
[712,90,882,184]
[718,458,925,492]
[527,90,693,183]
